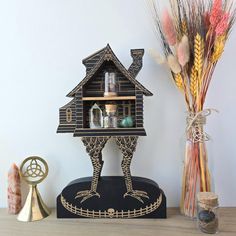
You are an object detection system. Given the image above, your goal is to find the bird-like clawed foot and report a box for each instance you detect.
[75,190,100,203]
[123,190,149,203]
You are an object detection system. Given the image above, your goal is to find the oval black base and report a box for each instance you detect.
[57,176,166,219]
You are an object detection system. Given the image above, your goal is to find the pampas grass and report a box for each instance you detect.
[162,9,177,46]
[148,49,166,64]
[167,54,181,73]
[177,35,190,67]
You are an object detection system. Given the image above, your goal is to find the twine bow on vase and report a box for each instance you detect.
[186,109,218,143]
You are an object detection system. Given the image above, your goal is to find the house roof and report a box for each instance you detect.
[67,44,153,97]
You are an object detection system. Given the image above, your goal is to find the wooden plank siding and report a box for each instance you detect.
[83,53,102,73]
[83,61,136,97]
[57,99,76,133]
[117,100,136,127]
[57,124,76,133]
[75,89,83,129]
[135,89,144,128]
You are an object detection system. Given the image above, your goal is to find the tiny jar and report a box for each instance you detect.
[104,104,117,128]
[197,192,219,234]
[104,72,117,97]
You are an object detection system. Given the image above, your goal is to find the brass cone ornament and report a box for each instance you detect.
[17,156,51,222]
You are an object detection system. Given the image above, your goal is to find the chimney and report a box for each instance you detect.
[128,49,144,78]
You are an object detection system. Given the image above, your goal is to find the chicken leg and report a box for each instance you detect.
[75,136,110,203]
[116,136,149,203]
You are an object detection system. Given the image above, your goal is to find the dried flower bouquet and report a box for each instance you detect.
[148,0,235,217]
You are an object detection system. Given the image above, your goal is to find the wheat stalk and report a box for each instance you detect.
[190,66,198,98]
[211,35,226,62]
[174,73,184,90]
[194,33,204,76]
[182,20,188,35]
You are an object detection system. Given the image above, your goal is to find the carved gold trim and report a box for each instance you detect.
[60,193,162,218]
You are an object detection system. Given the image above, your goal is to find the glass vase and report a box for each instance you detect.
[180,111,212,218]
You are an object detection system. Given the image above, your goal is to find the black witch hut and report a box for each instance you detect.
[57,44,152,137]
[56,45,166,219]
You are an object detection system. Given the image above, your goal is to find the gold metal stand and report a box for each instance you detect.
[17,156,51,222]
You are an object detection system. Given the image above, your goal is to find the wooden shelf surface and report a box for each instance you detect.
[0,208,235,236]
[82,96,136,101]
[73,128,146,137]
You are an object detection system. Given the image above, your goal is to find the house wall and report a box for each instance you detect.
[75,89,84,129]
[57,99,76,133]
[83,61,135,97]
[81,60,138,128]
[59,101,76,124]
[135,89,144,128]
[83,53,103,74]
[83,100,136,128]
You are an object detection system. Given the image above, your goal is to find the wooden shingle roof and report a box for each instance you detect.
[67,44,153,97]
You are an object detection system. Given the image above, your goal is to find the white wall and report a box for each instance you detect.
[0,0,235,208]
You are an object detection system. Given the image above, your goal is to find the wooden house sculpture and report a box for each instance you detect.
[57,44,166,219]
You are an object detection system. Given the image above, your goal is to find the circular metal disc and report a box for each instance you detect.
[19,156,48,185]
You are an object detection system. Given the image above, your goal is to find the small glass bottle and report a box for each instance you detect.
[103,104,117,128]
[104,72,117,97]
[197,192,219,234]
